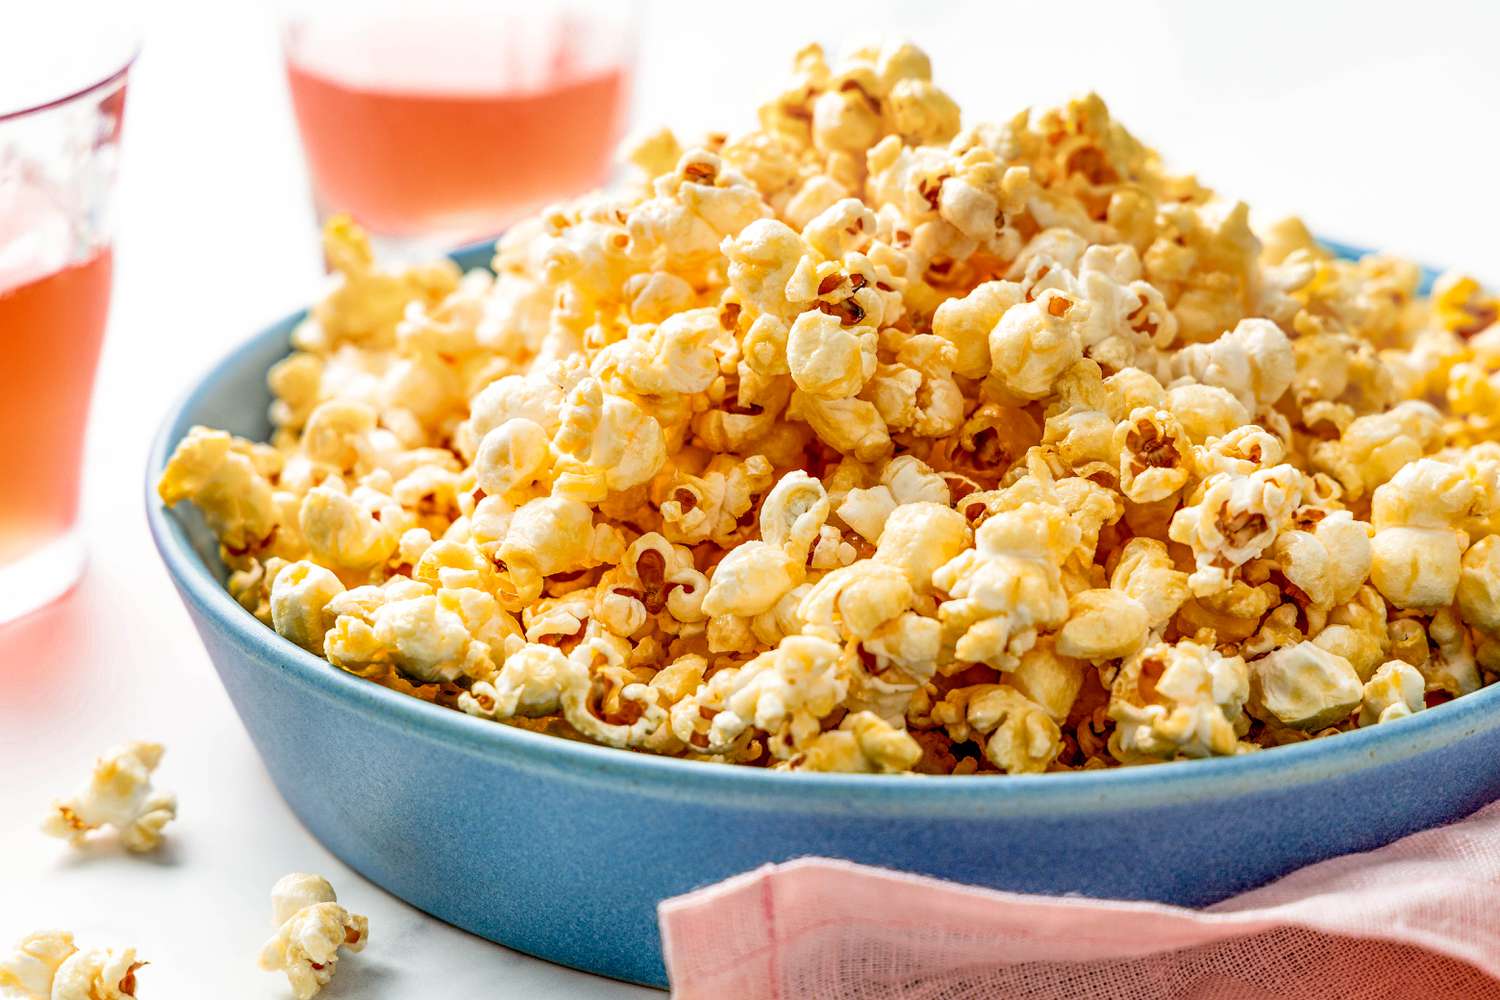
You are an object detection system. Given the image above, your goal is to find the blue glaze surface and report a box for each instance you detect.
[146,241,1483,989]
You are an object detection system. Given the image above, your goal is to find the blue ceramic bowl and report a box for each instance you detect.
[147,242,1499,989]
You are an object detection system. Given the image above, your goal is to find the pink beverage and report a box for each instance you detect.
[0,16,133,624]
[0,248,114,566]
[283,11,634,245]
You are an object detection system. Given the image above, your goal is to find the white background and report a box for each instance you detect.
[1,1,1497,996]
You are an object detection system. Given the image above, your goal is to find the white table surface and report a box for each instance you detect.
[2,1,1497,996]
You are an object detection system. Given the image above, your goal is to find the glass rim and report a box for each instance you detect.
[0,40,140,124]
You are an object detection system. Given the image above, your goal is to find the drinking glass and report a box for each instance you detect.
[279,0,639,262]
[0,9,137,624]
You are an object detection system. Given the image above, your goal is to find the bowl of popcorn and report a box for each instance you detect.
[147,41,1500,987]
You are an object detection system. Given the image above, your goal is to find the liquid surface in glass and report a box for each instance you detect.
[285,14,631,239]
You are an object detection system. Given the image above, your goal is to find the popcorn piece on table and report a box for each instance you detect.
[0,932,144,1000]
[259,874,368,1000]
[50,948,144,1000]
[0,931,76,999]
[41,743,176,853]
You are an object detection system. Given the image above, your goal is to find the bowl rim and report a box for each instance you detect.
[146,238,1499,818]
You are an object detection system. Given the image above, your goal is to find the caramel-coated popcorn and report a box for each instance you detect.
[159,41,1500,775]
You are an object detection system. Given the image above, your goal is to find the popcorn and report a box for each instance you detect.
[551,378,667,499]
[1249,641,1363,730]
[671,635,851,757]
[1370,527,1463,610]
[931,503,1074,671]
[371,593,494,683]
[157,426,279,555]
[270,561,346,653]
[1165,384,1250,443]
[158,40,1500,776]
[473,418,551,499]
[299,485,397,571]
[301,399,377,471]
[799,561,913,642]
[1108,537,1189,629]
[259,874,367,1000]
[1171,317,1295,413]
[1005,639,1086,722]
[786,305,879,399]
[866,340,964,437]
[1109,641,1250,760]
[701,542,802,618]
[1359,660,1426,727]
[1367,459,1473,609]
[498,496,623,603]
[42,743,176,853]
[1169,464,1304,595]
[1458,534,1500,633]
[836,485,898,542]
[1423,607,1481,697]
[881,455,950,505]
[0,932,79,999]
[932,684,1062,773]
[786,392,891,461]
[1270,509,1372,609]
[873,502,971,591]
[1113,407,1194,503]
[933,281,1021,379]
[780,711,922,773]
[462,641,576,720]
[1310,400,1444,500]
[1056,588,1148,661]
[0,933,145,1000]
[988,290,1086,400]
[49,948,142,1000]
[271,872,339,925]
[758,470,832,558]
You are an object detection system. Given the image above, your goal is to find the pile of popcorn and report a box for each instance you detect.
[159,41,1500,776]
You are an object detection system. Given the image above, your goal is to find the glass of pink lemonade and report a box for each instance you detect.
[0,9,136,624]
[280,0,638,260]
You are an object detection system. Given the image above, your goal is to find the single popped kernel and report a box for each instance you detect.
[49,948,144,1000]
[1,933,144,1000]
[1109,641,1250,761]
[779,711,922,773]
[0,931,77,999]
[41,743,176,853]
[932,684,1062,773]
[1359,660,1426,727]
[1249,641,1363,731]
[259,874,368,1000]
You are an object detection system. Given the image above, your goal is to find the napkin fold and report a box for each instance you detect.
[660,800,1500,999]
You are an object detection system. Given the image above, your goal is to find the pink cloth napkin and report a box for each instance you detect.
[659,800,1500,999]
